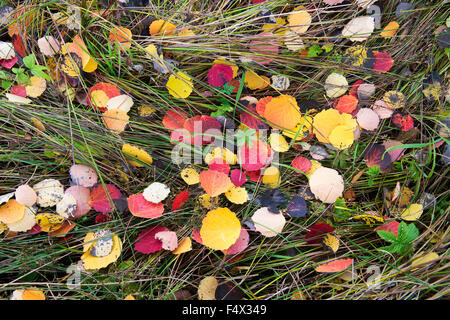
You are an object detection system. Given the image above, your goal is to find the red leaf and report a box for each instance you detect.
[315,258,353,273]
[10,85,26,97]
[191,228,203,244]
[230,169,247,187]
[134,226,168,254]
[207,64,233,87]
[128,193,164,218]
[88,185,122,213]
[392,111,414,131]
[162,108,188,130]
[349,80,364,98]
[291,156,312,173]
[373,51,394,74]
[375,220,399,237]
[305,223,333,244]
[335,95,358,114]
[240,106,269,130]
[95,213,111,224]
[255,96,272,117]
[183,115,222,145]
[171,190,189,211]
[28,224,41,234]
[245,169,262,182]
[364,144,392,170]
[209,158,231,175]
[12,35,27,58]
[238,140,272,171]
[0,56,17,69]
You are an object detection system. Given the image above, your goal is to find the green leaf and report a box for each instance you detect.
[23,54,36,69]
[12,67,24,75]
[366,165,380,177]
[307,45,323,58]
[30,69,51,81]
[1,80,12,90]
[17,73,30,86]
[380,243,403,254]
[403,222,419,243]
[334,197,351,222]
[0,70,10,80]
[377,230,397,243]
[117,260,134,271]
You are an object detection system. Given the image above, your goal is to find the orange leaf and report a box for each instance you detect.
[199,170,232,197]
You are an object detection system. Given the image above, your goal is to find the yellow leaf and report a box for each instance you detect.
[122,144,153,167]
[198,276,218,300]
[401,203,423,221]
[25,76,46,98]
[35,213,64,232]
[200,207,241,250]
[181,168,200,185]
[322,233,339,253]
[81,233,122,270]
[166,71,193,99]
[225,186,248,204]
[410,252,439,269]
[288,8,311,34]
[244,70,270,90]
[328,125,354,150]
[269,132,290,152]
[198,193,218,209]
[262,166,280,188]
[172,237,192,254]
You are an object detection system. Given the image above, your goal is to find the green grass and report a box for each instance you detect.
[0,0,449,300]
